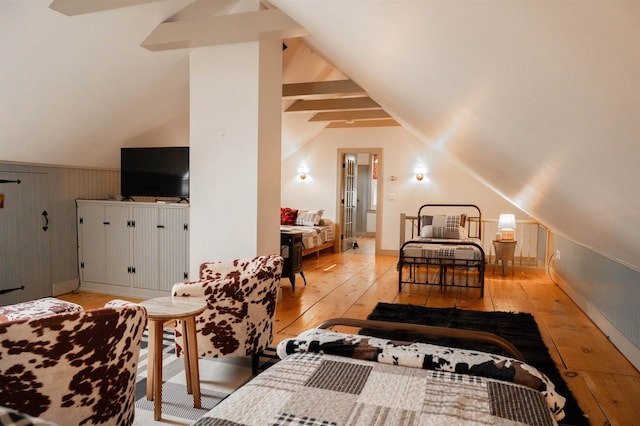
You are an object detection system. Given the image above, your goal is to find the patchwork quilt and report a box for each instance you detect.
[194,329,564,426]
[402,238,484,262]
[280,224,334,250]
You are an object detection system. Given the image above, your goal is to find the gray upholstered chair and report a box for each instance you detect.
[0,299,147,426]
[172,254,283,374]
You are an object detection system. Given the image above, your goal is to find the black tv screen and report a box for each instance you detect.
[121,147,189,199]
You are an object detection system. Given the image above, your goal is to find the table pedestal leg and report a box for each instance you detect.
[146,325,155,400]
[151,320,164,421]
[185,317,201,408]
[181,320,192,395]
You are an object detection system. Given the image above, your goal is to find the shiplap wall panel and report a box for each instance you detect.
[555,235,640,351]
[0,162,120,304]
[46,166,120,286]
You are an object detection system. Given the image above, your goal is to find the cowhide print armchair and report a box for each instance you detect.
[0,299,147,426]
[172,254,283,374]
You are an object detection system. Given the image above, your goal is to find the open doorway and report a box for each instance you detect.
[337,149,382,254]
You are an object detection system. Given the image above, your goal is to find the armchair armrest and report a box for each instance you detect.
[172,280,212,298]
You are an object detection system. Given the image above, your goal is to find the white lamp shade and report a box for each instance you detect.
[498,214,516,240]
[498,214,516,230]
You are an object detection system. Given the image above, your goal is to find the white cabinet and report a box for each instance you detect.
[77,200,189,297]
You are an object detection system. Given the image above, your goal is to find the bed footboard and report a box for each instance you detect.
[316,317,523,360]
[398,239,486,297]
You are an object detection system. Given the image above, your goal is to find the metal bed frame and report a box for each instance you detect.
[317,317,524,360]
[398,203,486,297]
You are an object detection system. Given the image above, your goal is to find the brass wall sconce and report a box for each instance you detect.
[298,167,308,180]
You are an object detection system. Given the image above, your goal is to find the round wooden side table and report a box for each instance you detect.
[139,296,207,421]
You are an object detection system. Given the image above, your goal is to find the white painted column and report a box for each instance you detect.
[189,39,282,276]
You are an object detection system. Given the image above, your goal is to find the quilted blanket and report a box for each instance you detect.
[194,329,564,426]
[402,238,483,261]
[280,224,334,250]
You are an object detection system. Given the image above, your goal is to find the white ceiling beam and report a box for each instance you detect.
[165,0,235,23]
[49,0,162,15]
[309,110,391,122]
[326,119,400,128]
[141,9,307,51]
[282,80,366,100]
[286,97,380,113]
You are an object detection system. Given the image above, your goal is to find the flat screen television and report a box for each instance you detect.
[121,147,189,200]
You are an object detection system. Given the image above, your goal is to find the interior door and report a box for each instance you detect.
[356,163,370,236]
[341,153,357,251]
[0,171,51,305]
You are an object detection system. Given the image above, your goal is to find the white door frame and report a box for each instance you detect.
[336,148,383,255]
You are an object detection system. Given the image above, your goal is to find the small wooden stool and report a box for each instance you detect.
[140,296,207,421]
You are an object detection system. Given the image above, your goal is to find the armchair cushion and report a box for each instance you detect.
[172,255,283,359]
[0,301,147,426]
[0,297,82,322]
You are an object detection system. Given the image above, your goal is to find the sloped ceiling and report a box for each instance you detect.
[0,0,192,167]
[1,0,639,271]
[271,0,640,272]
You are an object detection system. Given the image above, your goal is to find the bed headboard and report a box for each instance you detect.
[417,204,482,239]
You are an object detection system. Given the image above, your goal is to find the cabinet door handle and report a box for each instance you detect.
[42,210,49,232]
[103,221,110,225]
[157,225,165,229]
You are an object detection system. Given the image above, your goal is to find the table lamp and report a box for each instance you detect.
[498,214,516,240]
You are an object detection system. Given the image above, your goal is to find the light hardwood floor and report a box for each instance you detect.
[58,237,639,426]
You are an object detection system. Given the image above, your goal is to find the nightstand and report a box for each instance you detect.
[493,240,517,275]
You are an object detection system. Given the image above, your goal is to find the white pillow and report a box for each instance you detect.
[421,225,467,239]
[431,215,447,227]
[308,209,324,223]
[296,211,322,226]
[296,209,324,226]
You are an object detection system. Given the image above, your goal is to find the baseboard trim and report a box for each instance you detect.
[52,279,79,296]
[78,281,170,299]
[557,278,640,371]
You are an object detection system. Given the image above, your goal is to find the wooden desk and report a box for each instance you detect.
[493,240,517,275]
[140,296,207,421]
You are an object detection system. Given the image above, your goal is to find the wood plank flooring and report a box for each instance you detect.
[58,237,639,426]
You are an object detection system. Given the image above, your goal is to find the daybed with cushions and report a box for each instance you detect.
[192,318,566,425]
[280,207,336,258]
[398,203,486,296]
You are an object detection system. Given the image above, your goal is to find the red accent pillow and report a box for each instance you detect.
[280,207,298,225]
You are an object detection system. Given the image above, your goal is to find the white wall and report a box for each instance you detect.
[123,115,189,148]
[282,126,524,252]
[189,40,281,275]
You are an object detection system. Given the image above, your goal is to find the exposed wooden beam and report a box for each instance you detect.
[326,119,400,128]
[282,80,366,100]
[165,0,235,22]
[141,9,307,51]
[310,109,391,122]
[286,97,380,113]
[49,0,162,15]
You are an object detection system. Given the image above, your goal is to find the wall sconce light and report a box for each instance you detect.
[497,214,516,240]
[415,167,425,181]
[298,167,308,180]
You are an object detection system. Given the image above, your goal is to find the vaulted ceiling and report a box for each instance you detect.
[1,0,639,271]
